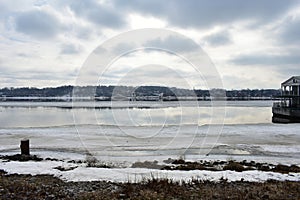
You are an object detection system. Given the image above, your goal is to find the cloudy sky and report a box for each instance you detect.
[1,0,300,89]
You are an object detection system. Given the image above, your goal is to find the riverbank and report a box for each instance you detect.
[1,155,300,199]
[1,169,299,200]
[1,154,300,182]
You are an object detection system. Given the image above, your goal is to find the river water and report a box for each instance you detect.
[0,100,272,128]
[0,100,299,165]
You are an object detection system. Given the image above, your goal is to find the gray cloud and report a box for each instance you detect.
[14,10,61,39]
[112,42,137,55]
[277,17,300,44]
[93,47,107,55]
[113,0,296,28]
[96,35,199,56]
[75,26,94,40]
[276,66,300,79]
[101,66,132,79]
[0,2,8,20]
[144,35,199,53]
[230,53,300,66]
[61,43,83,55]
[115,65,192,88]
[0,64,76,82]
[16,53,34,58]
[203,30,232,46]
[69,0,126,29]
[34,0,48,7]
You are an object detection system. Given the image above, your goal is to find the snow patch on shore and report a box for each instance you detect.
[1,160,299,183]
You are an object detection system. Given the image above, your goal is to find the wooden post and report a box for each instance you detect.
[20,139,30,155]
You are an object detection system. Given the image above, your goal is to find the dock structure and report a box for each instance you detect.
[272,76,300,123]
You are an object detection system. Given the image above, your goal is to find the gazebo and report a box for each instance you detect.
[272,76,300,123]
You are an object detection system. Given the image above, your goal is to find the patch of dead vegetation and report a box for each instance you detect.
[0,171,300,199]
[161,159,300,173]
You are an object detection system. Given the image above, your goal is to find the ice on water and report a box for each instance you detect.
[0,101,299,182]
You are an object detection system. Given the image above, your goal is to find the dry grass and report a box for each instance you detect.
[1,170,300,200]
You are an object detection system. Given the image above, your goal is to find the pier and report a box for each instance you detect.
[272,76,300,123]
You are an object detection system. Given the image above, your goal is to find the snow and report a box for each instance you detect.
[0,160,299,183]
[61,167,300,183]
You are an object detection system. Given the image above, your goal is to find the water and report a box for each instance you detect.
[0,100,299,165]
[0,101,272,128]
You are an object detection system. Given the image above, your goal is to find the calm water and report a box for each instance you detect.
[0,101,272,128]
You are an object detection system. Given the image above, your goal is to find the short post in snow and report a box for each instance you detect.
[20,139,30,155]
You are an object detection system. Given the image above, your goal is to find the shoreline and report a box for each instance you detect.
[1,170,299,199]
[1,155,300,199]
[1,154,299,181]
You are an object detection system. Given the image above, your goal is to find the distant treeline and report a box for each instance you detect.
[0,86,281,98]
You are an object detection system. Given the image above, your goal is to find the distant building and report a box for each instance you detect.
[272,76,300,123]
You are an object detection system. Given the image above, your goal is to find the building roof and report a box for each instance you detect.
[282,76,300,86]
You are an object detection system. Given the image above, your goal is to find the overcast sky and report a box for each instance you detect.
[1,0,300,89]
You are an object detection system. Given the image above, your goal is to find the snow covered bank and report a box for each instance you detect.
[0,159,299,183]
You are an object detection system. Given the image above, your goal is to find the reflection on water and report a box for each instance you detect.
[0,101,272,128]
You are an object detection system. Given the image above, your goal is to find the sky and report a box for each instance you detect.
[1,0,300,89]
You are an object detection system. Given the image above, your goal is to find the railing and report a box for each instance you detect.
[273,102,290,108]
[273,100,300,108]
[282,91,299,96]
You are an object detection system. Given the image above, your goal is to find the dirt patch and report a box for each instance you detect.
[131,160,165,169]
[0,154,43,162]
[53,166,78,172]
[161,159,300,173]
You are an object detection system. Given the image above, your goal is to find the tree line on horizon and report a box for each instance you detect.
[0,85,281,98]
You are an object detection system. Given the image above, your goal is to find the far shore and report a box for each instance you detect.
[0,96,278,102]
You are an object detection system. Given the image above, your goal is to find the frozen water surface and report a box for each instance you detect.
[0,101,299,182]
